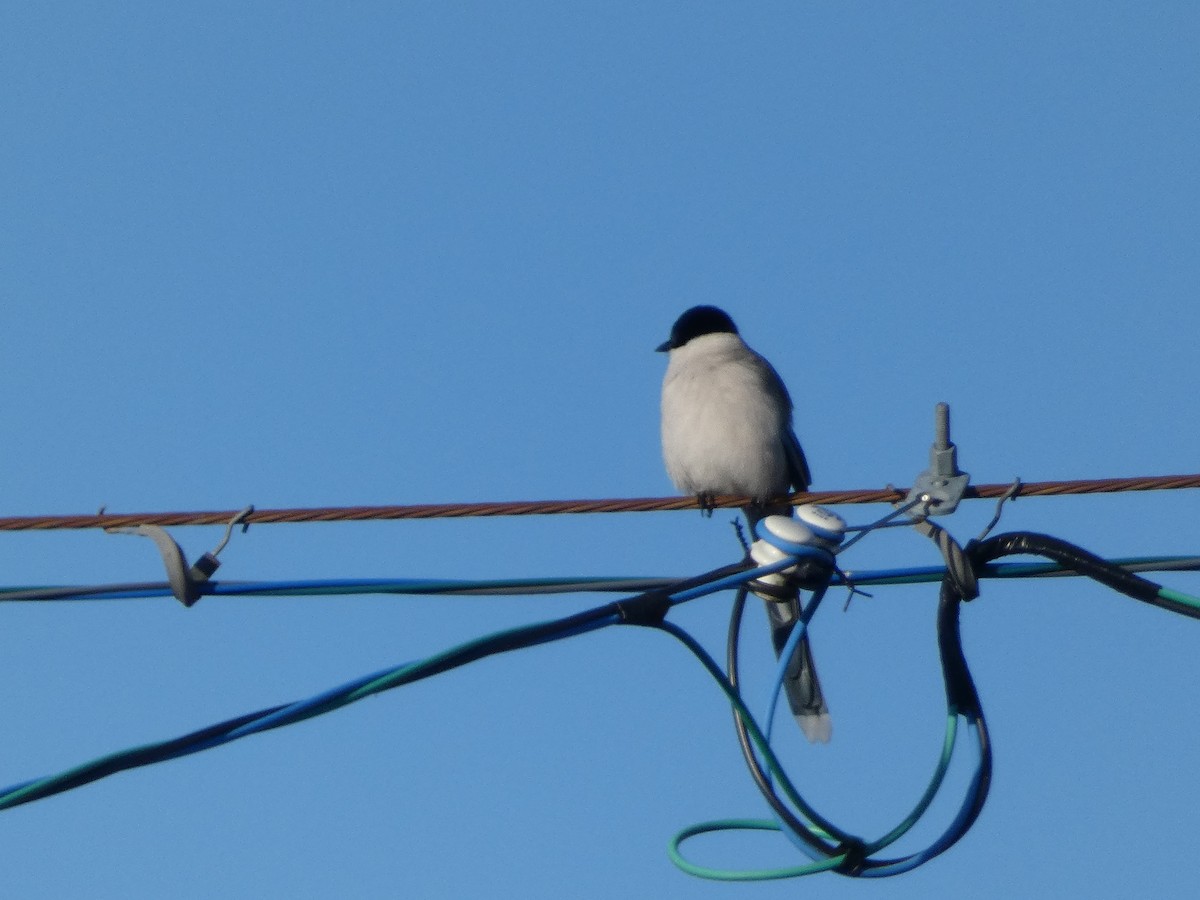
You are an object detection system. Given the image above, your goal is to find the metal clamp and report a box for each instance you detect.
[905,402,970,516]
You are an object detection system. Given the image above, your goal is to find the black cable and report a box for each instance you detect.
[725,586,846,858]
[2,559,759,812]
[931,576,993,846]
[729,575,993,875]
[968,531,1200,619]
[721,529,1196,877]
[726,541,998,875]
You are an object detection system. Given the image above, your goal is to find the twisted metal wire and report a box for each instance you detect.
[1,473,1197,532]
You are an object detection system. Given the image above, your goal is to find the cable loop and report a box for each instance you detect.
[911,518,979,601]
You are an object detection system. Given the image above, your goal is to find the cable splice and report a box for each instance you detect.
[614,590,672,626]
[967,532,1167,607]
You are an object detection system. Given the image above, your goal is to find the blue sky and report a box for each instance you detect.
[2,3,1198,897]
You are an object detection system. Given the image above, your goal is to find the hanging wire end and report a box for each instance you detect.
[977,479,1021,541]
[212,505,255,558]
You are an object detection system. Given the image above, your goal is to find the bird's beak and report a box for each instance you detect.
[655,340,671,353]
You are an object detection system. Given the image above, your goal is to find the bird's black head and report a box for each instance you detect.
[655,305,739,352]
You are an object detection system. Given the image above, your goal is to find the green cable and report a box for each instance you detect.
[655,621,851,846]
[668,819,846,881]
[657,614,988,880]
[867,714,959,852]
[1157,587,1200,611]
[664,571,1001,882]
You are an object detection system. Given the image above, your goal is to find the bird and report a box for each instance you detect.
[657,305,830,743]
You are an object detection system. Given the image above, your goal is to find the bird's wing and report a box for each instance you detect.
[784,427,812,493]
[754,351,813,493]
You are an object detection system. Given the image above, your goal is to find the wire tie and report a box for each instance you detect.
[746,577,796,603]
[838,569,873,611]
[730,518,750,554]
[832,836,870,876]
[614,590,672,627]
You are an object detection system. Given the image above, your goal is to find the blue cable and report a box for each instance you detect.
[4,555,1197,604]
[0,609,624,811]
[757,583,832,862]
[858,720,988,877]
[0,559,789,812]
[716,551,991,878]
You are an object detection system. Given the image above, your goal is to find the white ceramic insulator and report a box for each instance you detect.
[756,515,815,547]
[750,529,800,581]
[794,504,847,549]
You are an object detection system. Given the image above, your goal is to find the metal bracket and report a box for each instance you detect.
[905,402,970,516]
[109,505,253,607]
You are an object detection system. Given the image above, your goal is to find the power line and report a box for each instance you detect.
[3,525,1197,879]
[4,556,1200,604]
[1,473,1198,531]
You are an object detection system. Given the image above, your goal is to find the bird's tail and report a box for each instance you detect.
[746,504,832,744]
[764,599,831,743]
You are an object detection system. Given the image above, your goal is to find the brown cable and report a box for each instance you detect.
[0,473,1197,531]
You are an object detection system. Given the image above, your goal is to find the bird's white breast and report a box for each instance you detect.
[660,333,792,500]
